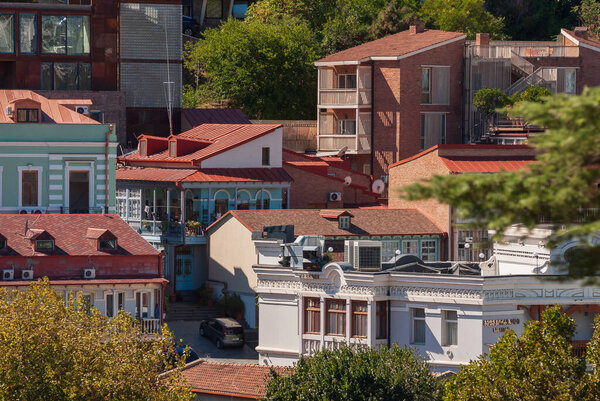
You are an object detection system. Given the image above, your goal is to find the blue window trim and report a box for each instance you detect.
[40,14,90,56]
[19,13,37,55]
[40,62,92,90]
[0,13,16,54]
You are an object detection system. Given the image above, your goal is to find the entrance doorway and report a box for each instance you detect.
[69,171,89,213]
[175,246,194,291]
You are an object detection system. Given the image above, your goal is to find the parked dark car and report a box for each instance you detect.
[176,345,200,364]
[199,317,244,348]
[182,15,200,37]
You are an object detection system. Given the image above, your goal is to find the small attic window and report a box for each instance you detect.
[0,238,5,250]
[169,141,176,157]
[17,108,39,123]
[139,140,147,157]
[98,238,117,250]
[35,239,54,251]
[339,215,351,229]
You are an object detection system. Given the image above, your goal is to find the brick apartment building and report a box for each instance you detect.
[0,0,182,145]
[315,23,600,186]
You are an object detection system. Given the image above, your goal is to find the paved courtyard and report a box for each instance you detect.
[167,320,259,364]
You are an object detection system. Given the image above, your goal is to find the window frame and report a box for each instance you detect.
[98,238,117,251]
[338,215,350,229]
[421,67,431,104]
[376,301,387,339]
[19,13,36,55]
[442,310,458,346]
[18,166,42,208]
[337,119,357,135]
[326,299,346,336]
[402,239,418,255]
[0,13,15,54]
[0,238,6,251]
[337,74,357,89]
[410,307,426,345]
[304,297,321,334]
[261,147,270,166]
[105,291,125,318]
[351,301,368,338]
[420,113,447,151]
[41,14,90,56]
[16,108,39,123]
[421,239,437,261]
[35,239,54,252]
[40,62,92,90]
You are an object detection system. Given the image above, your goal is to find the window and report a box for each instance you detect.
[0,14,15,54]
[16,109,38,123]
[262,147,270,166]
[41,15,90,55]
[35,239,54,251]
[564,68,576,94]
[421,66,450,104]
[358,246,381,271]
[81,293,93,313]
[41,62,92,90]
[0,238,6,250]
[376,301,387,339]
[411,308,426,344]
[338,74,357,89]
[139,140,147,157]
[442,310,458,346]
[338,215,350,229]
[106,292,125,318]
[261,198,270,210]
[337,119,356,135]
[421,68,431,104]
[232,0,249,18]
[169,142,176,157]
[326,299,346,336]
[421,240,436,261]
[304,298,320,334]
[22,170,38,207]
[402,240,418,255]
[19,14,36,54]
[381,240,400,262]
[98,238,117,250]
[351,301,368,338]
[89,111,103,123]
[420,114,446,150]
[135,291,150,319]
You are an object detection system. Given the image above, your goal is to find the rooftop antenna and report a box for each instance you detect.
[162,15,174,136]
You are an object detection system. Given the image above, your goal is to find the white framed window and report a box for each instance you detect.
[442,310,458,346]
[421,67,431,104]
[411,308,426,344]
[402,240,418,255]
[337,74,357,89]
[338,215,350,229]
[135,290,152,319]
[105,291,125,318]
[381,240,400,262]
[421,66,450,105]
[18,166,43,208]
[421,113,446,150]
[421,240,436,261]
[337,119,356,135]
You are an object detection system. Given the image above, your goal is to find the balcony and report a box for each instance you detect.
[139,318,161,334]
[572,340,588,359]
[318,112,371,154]
[469,44,579,59]
[318,89,372,107]
[318,135,371,153]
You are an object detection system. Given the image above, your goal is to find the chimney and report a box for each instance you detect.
[476,33,490,46]
[574,26,588,40]
[409,21,425,35]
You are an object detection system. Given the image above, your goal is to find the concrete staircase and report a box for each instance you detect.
[165,302,218,321]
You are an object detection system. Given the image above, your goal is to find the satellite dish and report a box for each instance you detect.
[336,146,348,158]
[372,179,385,194]
[344,176,352,186]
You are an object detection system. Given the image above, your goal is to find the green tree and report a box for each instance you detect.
[444,306,596,400]
[472,87,511,115]
[401,87,600,278]
[370,0,421,39]
[262,343,441,401]
[184,18,320,119]
[511,86,553,104]
[0,280,192,401]
[420,0,506,39]
[574,0,600,39]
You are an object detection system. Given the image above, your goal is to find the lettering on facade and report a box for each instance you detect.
[298,272,320,280]
[484,318,520,333]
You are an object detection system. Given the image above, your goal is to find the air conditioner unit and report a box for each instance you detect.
[6,105,12,116]
[21,269,34,280]
[83,268,96,279]
[75,106,89,115]
[381,175,389,184]
[2,269,14,281]
[329,192,342,202]
[465,237,474,243]
[19,209,29,214]
[344,240,382,271]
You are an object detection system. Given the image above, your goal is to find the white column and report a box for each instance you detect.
[199,0,207,25]
[346,297,351,344]
[167,189,171,221]
[125,188,130,221]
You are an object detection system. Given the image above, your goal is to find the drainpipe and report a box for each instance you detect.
[104,124,113,213]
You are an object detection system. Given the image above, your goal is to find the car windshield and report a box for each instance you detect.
[226,327,243,335]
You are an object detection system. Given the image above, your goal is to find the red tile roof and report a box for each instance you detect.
[440,157,535,173]
[316,29,465,64]
[319,210,355,219]
[561,29,600,51]
[181,361,290,399]
[182,108,250,126]
[211,208,445,237]
[0,214,159,257]
[116,167,292,183]
[119,124,281,166]
[0,90,99,124]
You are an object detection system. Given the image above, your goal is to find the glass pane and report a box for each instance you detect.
[117,293,124,310]
[54,63,77,90]
[413,308,425,318]
[446,310,457,321]
[565,69,576,94]
[78,63,91,90]
[41,63,53,90]
[0,14,14,53]
[20,14,36,54]
[346,75,357,89]
[22,170,38,206]
[414,320,425,343]
[232,1,248,18]
[42,15,66,54]
[106,294,114,317]
[67,15,90,55]
[447,322,457,345]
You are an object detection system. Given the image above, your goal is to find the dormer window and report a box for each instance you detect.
[139,140,147,157]
[339,215,350,229]
[169,141,176,157]
[17,108,39,123]
[98,238,117,250]
[35,239,54,251]
[0,238,6,251]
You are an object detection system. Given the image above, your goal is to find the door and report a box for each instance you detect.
[175,246,194,291]
[69,171,89,213]
[135,291,151,319]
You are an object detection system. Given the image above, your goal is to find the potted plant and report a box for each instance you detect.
[142,219,151,229]
[186,220,201,235]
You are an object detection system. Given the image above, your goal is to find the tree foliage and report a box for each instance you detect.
[574,0,600,39]
[0,280,192,401]
[444,306,597,400]
[511,86,553,104]
[420,0,506,39]
[401,87,600,278]
[370,0,421,39]
[262,343,441,401]
[184,18,320,119]
[472,87,511,115]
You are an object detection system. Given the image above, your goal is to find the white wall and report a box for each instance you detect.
[257,293,299,366]
[201,128,283,168]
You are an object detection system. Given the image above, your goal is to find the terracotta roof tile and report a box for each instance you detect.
[182,108,250,126]
[181,361,290,399]
[116,167,293,183]
[116,167,198,182]
[439,157,535,173]
[215,209,445,237]
[317,29,465,63]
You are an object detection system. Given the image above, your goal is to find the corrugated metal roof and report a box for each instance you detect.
[116,167,293,183]
[116,168,198,182]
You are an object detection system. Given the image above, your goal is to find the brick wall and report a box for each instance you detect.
[579,47,600,90]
